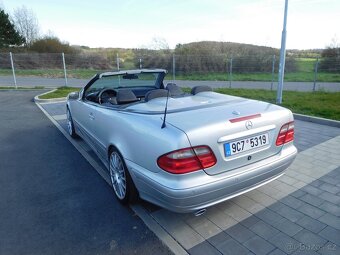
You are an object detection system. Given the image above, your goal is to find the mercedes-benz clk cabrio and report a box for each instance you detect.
[66,69,297,214]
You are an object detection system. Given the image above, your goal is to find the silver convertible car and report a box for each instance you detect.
[66,69,297,214]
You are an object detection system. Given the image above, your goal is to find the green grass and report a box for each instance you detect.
[39,87,80,99]
[175,72,279,82]
[172,71,340,82]
[214,88,340,120]
[42,86,340,120]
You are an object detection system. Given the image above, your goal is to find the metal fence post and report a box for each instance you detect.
[276,0,289,104]
[9,52,17,89]
[172,54,176,82]
[229,58,233,88]
[313,58,319,92]
[116,53,120,71]
[139,58,142,69]
[62,53,68,86]
[226,58,228,86]
[271,55,276,91]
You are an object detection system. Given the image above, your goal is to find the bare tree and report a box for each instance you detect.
[148,37,170,50]
[12,5,39,47]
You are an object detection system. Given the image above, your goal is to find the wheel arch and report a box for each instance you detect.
[107,144,131,170]
[108,144,119,159]
[106,139,134,164]
[66,102,72,114]
[107,143,139,202]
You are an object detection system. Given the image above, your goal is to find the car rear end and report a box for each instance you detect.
[131,95,297,213]
[125,93,296,213]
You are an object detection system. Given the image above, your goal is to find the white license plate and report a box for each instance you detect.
[224,133,269,157]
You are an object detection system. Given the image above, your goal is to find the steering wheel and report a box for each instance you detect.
[98,88,117,104]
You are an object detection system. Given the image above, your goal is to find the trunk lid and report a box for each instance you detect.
[163,93,293,175]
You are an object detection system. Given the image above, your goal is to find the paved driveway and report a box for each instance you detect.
[37,98,340,255]
[0,90,172,255]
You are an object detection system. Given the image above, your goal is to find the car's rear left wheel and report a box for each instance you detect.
[109,148,138,204]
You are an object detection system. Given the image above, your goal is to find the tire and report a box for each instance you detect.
[109,148,138,204]
[66,107,78,138]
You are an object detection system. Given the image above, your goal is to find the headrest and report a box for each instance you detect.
[145,89,170,102]
[116,90,138,104]
[166,83,184,96]
[191,85,212,95]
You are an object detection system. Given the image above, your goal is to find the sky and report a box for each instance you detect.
[2,0,340,50]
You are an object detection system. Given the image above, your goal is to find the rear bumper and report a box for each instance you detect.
[128,145,297,213]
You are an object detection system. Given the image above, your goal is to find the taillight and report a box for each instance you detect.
[157,146,217,174]
[276,121,294,146]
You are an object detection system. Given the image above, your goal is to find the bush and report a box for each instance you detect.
[65,53,112,70]
[29,37,79,54]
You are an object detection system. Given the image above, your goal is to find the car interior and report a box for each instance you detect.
[84,82,212,108]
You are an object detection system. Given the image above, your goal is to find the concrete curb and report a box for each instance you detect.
[33,89,67,103]
[294,113,340,128]
[0,88,46,91]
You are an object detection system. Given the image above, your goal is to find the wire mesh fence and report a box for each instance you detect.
[0,52,339,90]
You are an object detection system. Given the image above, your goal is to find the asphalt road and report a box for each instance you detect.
[1,75,340,92]
[0,90,172,255]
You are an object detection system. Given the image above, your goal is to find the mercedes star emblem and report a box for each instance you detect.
[245,120,253,130]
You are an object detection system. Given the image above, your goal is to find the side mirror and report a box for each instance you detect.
[68,91,79,100]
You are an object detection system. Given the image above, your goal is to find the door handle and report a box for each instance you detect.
[89,112,95,120]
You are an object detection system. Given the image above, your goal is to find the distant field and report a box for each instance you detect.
[295,58,316,73]
[1,58,340,82]
[40,86,340,120]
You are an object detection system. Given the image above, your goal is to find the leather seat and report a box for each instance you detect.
[116,90,138,104]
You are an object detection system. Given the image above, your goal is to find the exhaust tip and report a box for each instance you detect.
[194,208,206,217]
